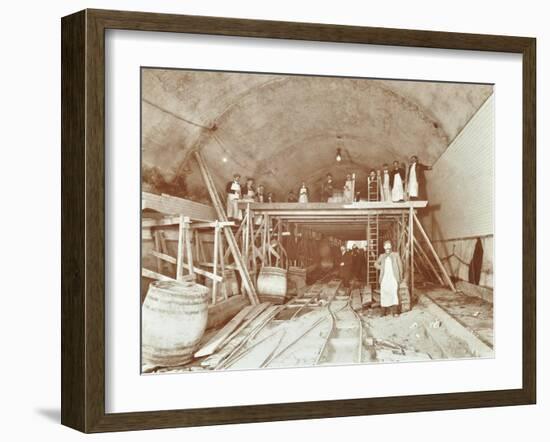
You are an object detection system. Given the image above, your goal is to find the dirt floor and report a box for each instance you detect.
[149,282,494,374]
[360,305,474,363]
[421,287,493,348]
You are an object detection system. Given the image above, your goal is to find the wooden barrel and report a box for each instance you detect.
[142,280,209,368]
[288,266,307,296]
[257,266,288,304]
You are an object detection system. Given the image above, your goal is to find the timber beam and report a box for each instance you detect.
[238,201,428,211]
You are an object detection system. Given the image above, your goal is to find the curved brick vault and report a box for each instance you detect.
[141,68,493,203]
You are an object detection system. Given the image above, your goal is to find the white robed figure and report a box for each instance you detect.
[408,162,419,199]
[375,240,403,316]
[391,171,404,202]
[298,182,309,203]
[343,174,354,203]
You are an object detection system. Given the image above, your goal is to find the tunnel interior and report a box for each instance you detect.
[140,68,496,373]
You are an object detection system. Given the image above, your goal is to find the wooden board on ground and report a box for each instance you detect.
[361,285,373,306]
[206,295,249,330]
[221,303,272,347]
[195,305,254,358]
[202,305,280,368]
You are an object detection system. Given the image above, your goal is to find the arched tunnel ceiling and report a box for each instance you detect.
[142,68,493,204]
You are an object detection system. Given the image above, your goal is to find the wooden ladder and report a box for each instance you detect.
[366,213,379,287]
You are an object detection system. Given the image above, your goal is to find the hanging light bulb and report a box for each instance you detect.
[222,156,228,163]
[335,148,342,162]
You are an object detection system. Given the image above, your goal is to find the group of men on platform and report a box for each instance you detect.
[225,175,274,221]
[226,155,431,220]
[332,155,431,203]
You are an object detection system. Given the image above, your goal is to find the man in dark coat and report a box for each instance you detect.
[321,173,334,202]
[241,177,255,200]
[351,245,362,281]
[406,155,432,200]
[338,246,353,288]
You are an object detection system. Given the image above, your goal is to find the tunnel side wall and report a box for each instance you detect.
[421,93,494,290]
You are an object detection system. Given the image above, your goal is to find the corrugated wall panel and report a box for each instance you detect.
[424,93,494,241]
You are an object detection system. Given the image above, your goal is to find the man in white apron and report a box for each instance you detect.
[375,240,403,316]
[225,173,242,221]
[391,160,405,202]
[381,164,391,202]
[343,174,354,203]
[407,159,419,200]
[298,182,309,203]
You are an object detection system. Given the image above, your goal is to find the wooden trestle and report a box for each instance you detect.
[194,152,260,305]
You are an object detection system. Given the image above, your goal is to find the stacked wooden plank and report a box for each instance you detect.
[193,278,363,371]
[229,307,332,370]
[194,302,281,369]
[195,305,255,358]
[142,192,216,221]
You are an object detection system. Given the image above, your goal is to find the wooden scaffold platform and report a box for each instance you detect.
[236,199,456,311]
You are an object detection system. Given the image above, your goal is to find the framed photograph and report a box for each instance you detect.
[61,9,536,433]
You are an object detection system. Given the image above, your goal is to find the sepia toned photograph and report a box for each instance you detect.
[140,67,495,374]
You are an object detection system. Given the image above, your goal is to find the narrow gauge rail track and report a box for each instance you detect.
[261,288,363,368]
[315,296,363,365]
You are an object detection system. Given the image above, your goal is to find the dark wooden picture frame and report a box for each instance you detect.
[61,9,536,433]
